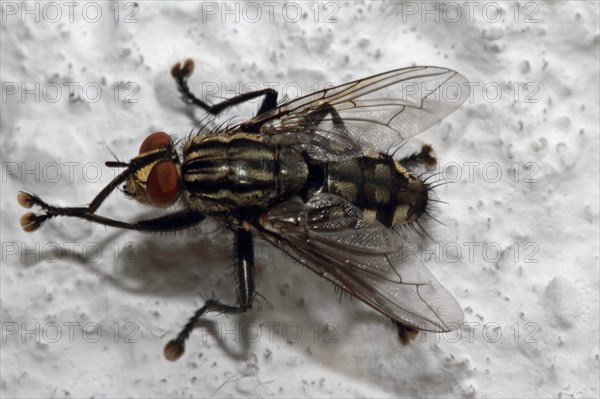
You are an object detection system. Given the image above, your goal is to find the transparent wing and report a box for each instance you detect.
[258,194,464,332]
[248,67,469,160]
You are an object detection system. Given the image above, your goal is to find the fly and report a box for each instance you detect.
[18,59,469,360]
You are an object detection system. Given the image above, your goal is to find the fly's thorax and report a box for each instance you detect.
[181,131,308,216]
[326,153,428,227]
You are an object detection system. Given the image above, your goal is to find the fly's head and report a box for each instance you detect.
[123,131,182,208]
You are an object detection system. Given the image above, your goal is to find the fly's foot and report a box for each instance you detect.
[17,191,35,208]
[20,212,49,233]
[17,192,52,232]
[171,59,195,81]
[395,322,420,345]
[164,339,186,361]
[413,144,437,169]
[399,144,437,170]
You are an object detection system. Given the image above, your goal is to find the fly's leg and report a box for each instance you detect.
[171,59,278,117]
[294,103,348,201]
[394,322,420,345]
[18,145,170,221]
[242,100,346,134]
[306,102,345,127]
[399,144,437,169]
[18,191,206,232]
[16,146,203,233]
[164,229,255,361]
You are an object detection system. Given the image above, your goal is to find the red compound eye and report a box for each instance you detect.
[139,131,171,154]
[146,161,180,206]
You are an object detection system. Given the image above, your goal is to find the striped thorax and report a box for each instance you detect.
[181,131,308,220]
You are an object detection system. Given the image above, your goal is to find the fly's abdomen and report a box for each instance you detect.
[181,132,308,216]
[326,154,428,227]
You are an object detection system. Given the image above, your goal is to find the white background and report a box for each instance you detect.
[1,1,599,397]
